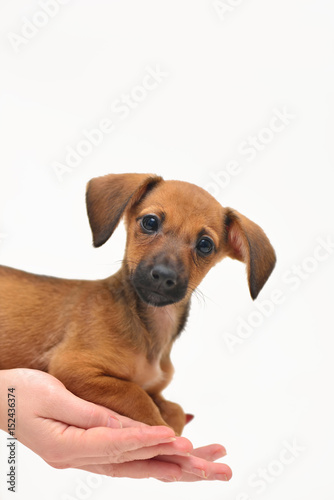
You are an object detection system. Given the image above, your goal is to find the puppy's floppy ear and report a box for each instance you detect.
[86,173,163,247]
[223,208,276,299]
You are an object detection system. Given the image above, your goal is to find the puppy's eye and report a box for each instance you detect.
[196,237,214,255]
[141,215,160,233]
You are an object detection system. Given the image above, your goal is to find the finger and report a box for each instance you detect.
[56,425,186,461]
[41,388,122,430]
[159,470,228,483]
[43,388,156,431]
[156,453,232,481]
[191,444,227,461]
[157,445,230,482]
[74,460,183,481]
[99,409,150,429]
[54,437,193,467]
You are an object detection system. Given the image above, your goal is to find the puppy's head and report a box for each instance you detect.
[86,173,276,307]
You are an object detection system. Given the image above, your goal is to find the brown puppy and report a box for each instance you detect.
[0,174,276,435]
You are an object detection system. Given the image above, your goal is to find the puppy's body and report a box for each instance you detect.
[0,265,184,421]
[0,175,276,434]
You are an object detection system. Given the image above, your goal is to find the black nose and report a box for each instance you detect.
[150,264,177,290]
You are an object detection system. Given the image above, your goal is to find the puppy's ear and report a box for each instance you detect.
[86,173,163,247]
[223,208,276,299]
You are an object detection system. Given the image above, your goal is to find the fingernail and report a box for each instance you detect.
[107,416,122,429]
[213,448,227,460]
[161,475,178,482]
[193,468,207,479]
[215,473,229,481]
[161,436,177,443]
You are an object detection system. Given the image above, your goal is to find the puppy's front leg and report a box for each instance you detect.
[152,395,186,436]
[48,359,169,429]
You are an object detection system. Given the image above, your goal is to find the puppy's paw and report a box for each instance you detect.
[156,399,186,436]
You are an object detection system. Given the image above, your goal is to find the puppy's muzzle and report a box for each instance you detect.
[133,261,188,307]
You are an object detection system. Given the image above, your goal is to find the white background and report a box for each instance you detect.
[0,0,334,499]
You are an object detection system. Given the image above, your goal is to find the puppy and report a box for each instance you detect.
[0,174,276,435]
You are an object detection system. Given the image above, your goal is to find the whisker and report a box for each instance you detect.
[186,282,205,307]
[193,289,207,307]
[103,262,213,310]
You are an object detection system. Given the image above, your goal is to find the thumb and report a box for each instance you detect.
[43,385,122,430]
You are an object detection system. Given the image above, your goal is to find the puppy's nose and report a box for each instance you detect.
[150,264,177,290]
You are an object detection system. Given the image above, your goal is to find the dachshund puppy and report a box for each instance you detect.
[0,174,276,435]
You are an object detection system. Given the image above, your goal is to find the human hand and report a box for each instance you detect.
[0,369,232,482]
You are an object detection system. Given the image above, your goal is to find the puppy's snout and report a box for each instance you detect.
[150,265,177,290]
[132,256,188,307]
